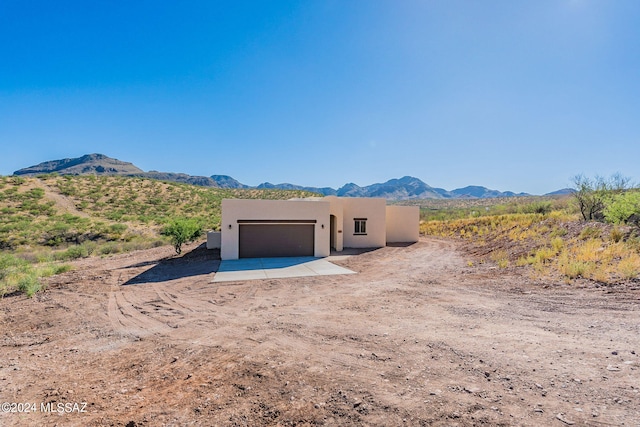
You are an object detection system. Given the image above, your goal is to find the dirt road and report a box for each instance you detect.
[1,238,638,426]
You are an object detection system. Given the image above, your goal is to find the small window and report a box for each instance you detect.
[354,218,367,235]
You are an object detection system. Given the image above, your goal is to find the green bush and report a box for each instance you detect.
[572,173,631,221]
[562,261,592,279]
[523,201,552,215]
[0,253,67,297]
[61,245,88,260]
[17,274,42,297]
[604,191,640,225]
[99,242,120,255]
[161,218,203,254]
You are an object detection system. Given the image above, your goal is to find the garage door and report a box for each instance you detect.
[239,222,315,258]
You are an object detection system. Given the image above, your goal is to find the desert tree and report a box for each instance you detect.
[571,173,631,221]
[162,218,203,254]
[604,190,640,229]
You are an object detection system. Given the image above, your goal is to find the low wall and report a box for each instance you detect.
[385,206,419,243]
[206,231,221,249]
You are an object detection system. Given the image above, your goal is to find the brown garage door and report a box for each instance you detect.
[239,222,315,258]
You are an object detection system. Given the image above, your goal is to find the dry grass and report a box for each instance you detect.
[421,207,640,284]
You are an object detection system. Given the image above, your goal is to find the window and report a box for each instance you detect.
[354,218,367,235]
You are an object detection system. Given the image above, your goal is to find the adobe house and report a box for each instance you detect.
[216,196,419,260]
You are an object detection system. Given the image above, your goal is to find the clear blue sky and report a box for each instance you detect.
[1,1,639,194]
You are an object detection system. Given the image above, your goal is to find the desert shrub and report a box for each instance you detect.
[489,249,509,268]
[550,226,568,238]
[604,191,640,226]
[108,223,128,238]
[37,264,72,277]
[17,274,42,297]
[616,254,640,280]
[572,173,631,221]
[579,226,602,240]
[0,253,68,297]
[534,247,556,264]
[559,259,593,279]
[99,242,121,255]
[81,241,98,256]
[609,227,625,243]
[105,211,125,221]
[574,239,603,263]
[627,236,640,253]
[550,237,564,253]
[11,176,26,185]
[522,201,552,215]
[0,253,27,282]
[162,218,203,254]
[496,258,509,268]
[47,240,96,260]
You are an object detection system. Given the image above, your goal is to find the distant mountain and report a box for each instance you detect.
[13,153,535,200]
[257,182,337,195]
[134,171,221,187]
[335,182,366,197]
[354,176,449,199]
[544,188,575,196]
[254,177,451,199]
[14,153,143,176]
[449,185,528,199]
[211,175,250,189]
[256,176,528,200]
[331,176,447,199]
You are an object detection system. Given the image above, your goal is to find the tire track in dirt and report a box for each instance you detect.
[17,236,636,426]
[108,290,175,337]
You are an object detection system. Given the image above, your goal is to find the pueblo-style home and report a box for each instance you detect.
[216,196,419,260]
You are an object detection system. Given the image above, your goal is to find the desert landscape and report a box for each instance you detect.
[1,237,638,426]
[5,2,640,425]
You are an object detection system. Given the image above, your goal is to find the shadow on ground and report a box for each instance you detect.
[329,247,380,256]
[386,242,417,248]
[123,244,220,285]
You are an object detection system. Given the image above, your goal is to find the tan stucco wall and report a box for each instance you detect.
[324,196,344,252]
[206,231,221,249]
[385,205,420,243]
[221,199,330,260]
[339,198,387,248]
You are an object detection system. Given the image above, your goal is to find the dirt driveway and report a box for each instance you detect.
[1,238,639,426]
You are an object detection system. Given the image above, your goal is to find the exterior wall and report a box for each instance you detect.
[206,231,221,249]
[324,196,344,252]
[340,198,387,248]
[221,199,330,260]
[385,205,420,243]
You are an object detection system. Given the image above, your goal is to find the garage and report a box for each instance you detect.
[238,220,315,258]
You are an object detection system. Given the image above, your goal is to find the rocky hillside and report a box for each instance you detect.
[0,174,317,253]
[14,153,143,176]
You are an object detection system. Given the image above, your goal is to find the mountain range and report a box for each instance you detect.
[14,153,567,199]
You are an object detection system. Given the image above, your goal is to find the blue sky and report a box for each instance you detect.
[1,0,638,194]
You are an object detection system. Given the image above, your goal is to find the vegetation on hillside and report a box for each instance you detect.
[162,218,203,254]
[3,171,639,296]
[420,180,640,284]
[0,174,318,297]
